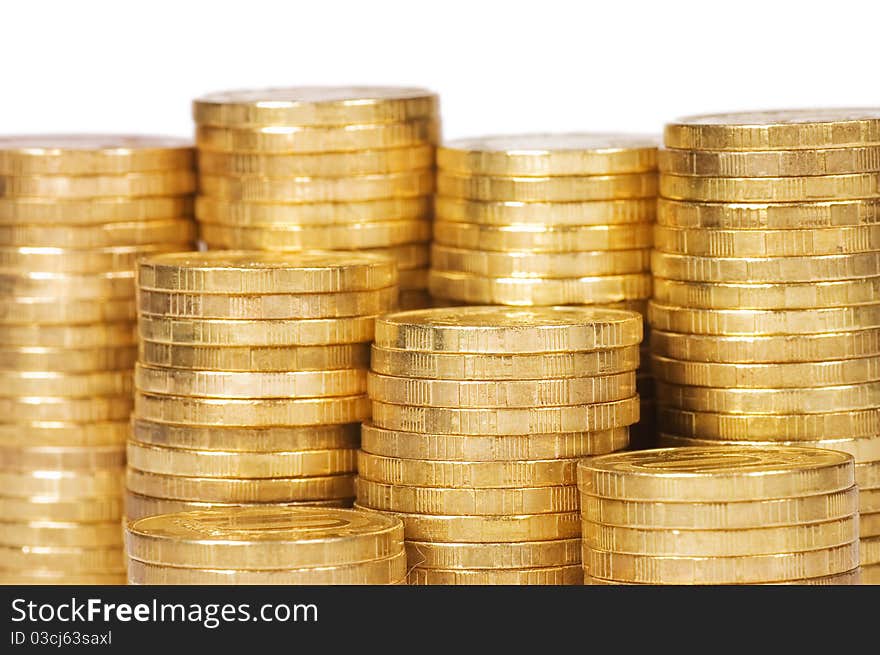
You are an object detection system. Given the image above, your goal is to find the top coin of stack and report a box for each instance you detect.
[0,135,196,585]
[579,446,861,585]
[651,109,880,582]
[127,250,398,521]
[125,506,406,584]
[356,305,642,585]
[193,86,439,309]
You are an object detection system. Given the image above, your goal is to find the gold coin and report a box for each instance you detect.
[0,270,134,299]
[357,452,577,488]
[857,461,880,489]
[366,371,635,408]
[430,244,651,278]
[353,503,580,542]
[193,86,437,127]
[0,444,124,471]
[436,171,657,202]
[375,305,644,353]
[199,170,433,203]
[126,551,406,585]
[0,544,123,572]
[863,563,880,584]
[126,506,401,568]
[124,492,352,522]
[0,520,122,547]
[578,446,854,501]
[398,268,427,291]
[0,345,136,373]
[126,468,355,503]
[590,574,871,587]
[863,489,880,513]
[139,341,370,371]
[651,251,880,283]
[428,270,651,306]
[138,250,397,294]
[0,370,131,397]
[360,422,629,461]
[197,145,435,176]
[136,286,398,319]
[651,355,880,388]
[581,486,859,530]
[131,418,358,452]
[0,322,134,347]
[138,314,376,347]
[433,221,653,252]
[657,197,880,230]
[406,538,581,569]
[196,195,431,226]
[196,120,437,153]
[862,536,880,566]
[0,494,123,522]
[438,133,658,176]
[655,380,880,413]
[0,243,193,274]
[0,421,128,448]
[398,289,433,310]
[0,395,132,422]
[0,571,125,585]
[652,277,880,310]
[660,172,880,202]
[0,219,195,248]
[655,224,880,257]
[648,301,880,335]
[0,135,193,175]
[199,220,431,250]
[370,344,640,380]
[0,170,195,199]
[435,196,656,226]
[0,297,136,324]
[656,434,880,462]
[407,564,582,585]
[585,542,859,584]
[0,196,193,225]
[0,469,124,497]
[134,392,369,427]
[659,145,880,177]
[583,518,858,556]
[862,511,880,537]
[370,397,639,435]
[135,364,365,399]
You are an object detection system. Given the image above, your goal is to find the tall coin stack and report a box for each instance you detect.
[0,135,195,585]
[127,251,398,520]
[356,306,642,584]
[430,134,659,447]
[651,109,880,582]
[193,86,439,309]
[125,506,406,584]
[579,446,861,584]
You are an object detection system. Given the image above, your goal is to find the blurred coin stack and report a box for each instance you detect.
[193,86,439,309]
[430,134,658,447]
[127,251,398,520]
[651,109,880,581]
[355,306,641,584]
[0,135,195,584]
[579,446,861,584]
[125,506,405,584]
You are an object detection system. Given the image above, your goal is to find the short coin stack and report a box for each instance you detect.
[355,306,642,584]
[652,109,880,580]
[193,86,439,309]
[127,250,399,520]
[124,506,406,584]
[579,446,861,585]
[430,134,659,447]
[0,135,196,584]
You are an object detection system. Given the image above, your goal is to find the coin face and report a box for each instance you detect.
[672,108,880,126]
[0,134,191,151]
[196,86,435,105]
[446,133,658,153]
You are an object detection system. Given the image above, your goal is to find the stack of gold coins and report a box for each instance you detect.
[355,305,642,584]
[579,446,861,585]
[127,250,398,520]
[0,135,195,585]
[651,109,880,582]
[193,86,439,309]
[430,134,659,447]
[124,506,405,584]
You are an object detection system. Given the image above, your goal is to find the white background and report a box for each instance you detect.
[3,0,879,140]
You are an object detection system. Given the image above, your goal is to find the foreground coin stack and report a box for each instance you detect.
[127,251,398,520]
[193,86,439,309]
[652,109,880,580]
[0,135,196,584]
[125,506,405,584]
[579,446,861,584]
[355,306,642,584]
[430,134,659,447]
